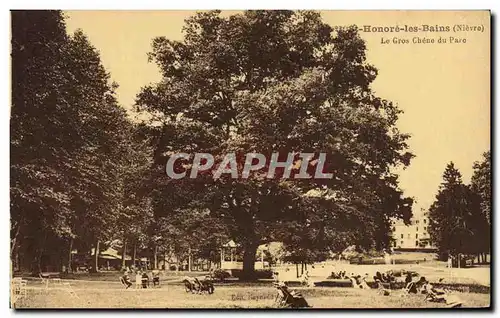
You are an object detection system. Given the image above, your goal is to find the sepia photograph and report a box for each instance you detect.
[9,9,491,309]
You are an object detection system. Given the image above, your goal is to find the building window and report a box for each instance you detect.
[423,219,427,224]
[407,234,410,239]
[401,241,404,245]
[401,234,403,239]
[392,227,395,232]
[417,227,419,232]
[415,241,419,247]
[416,220,419,224]
[424,227,427,231]
[416,233,418,239]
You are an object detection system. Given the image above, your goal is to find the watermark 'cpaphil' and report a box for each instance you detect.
[165,152,334,180]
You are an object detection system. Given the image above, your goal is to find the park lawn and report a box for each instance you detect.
[14,283,490,309]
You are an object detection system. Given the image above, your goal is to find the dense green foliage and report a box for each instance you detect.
[10,11,152,273]
[428,157,490,262]
[13,10,488,278]
[136,10,414,279]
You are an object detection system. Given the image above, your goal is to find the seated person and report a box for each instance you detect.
[380,273,388,282]
[183,276,198,293]
[193,277,203,292]
[152,270,160,287]
[404,272,414,290]
[374,278,390,295]
[407,277,428,294]
[141,272,150,288]
[385,270,395,282]
[405,272,413,285]
[121,272,132,289]
[350,275,367,289]
[359,275,370,289]
[424,282,447,302]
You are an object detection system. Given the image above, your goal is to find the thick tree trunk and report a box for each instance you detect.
[301,263,304,275]
[121,240,127,269]
[67,238,73,273]
[296,263,299,278]
[241,243,258,281]
[188,246,192,272]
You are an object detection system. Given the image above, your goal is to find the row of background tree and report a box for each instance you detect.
[428,153,491,265]
[11,10,488,279]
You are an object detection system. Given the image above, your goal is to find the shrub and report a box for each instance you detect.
[231,269,273,279]
[213,269,231,281]
[255,269,273,279]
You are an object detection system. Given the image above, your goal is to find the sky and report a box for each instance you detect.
[64,10,490,213]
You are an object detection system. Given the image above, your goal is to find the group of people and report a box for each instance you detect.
[349,274,370,289]
[374,270,397,284]
[120,269,160,289]
[329,271,347,279]
[404,276,462,307]
[182,275,215,294]
[327,268,463,307]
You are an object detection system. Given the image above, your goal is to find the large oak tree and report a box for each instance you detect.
[137,10,414,279]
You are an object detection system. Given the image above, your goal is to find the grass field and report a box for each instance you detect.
[12,279,490,309]
[12,260,490,309]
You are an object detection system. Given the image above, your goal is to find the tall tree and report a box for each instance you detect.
[11,10,78,273]
[470,151,491,258]
[11,11,137,273]
[428,162,480,260]
[137,10,413,279]
[65,30,132,272]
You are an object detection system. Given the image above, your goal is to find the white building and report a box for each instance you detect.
[390,209,434,249]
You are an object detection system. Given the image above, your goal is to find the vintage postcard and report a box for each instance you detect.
[10,10,491,309]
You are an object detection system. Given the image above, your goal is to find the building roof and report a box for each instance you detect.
[223,240,238,248]
[91,247,131,260]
